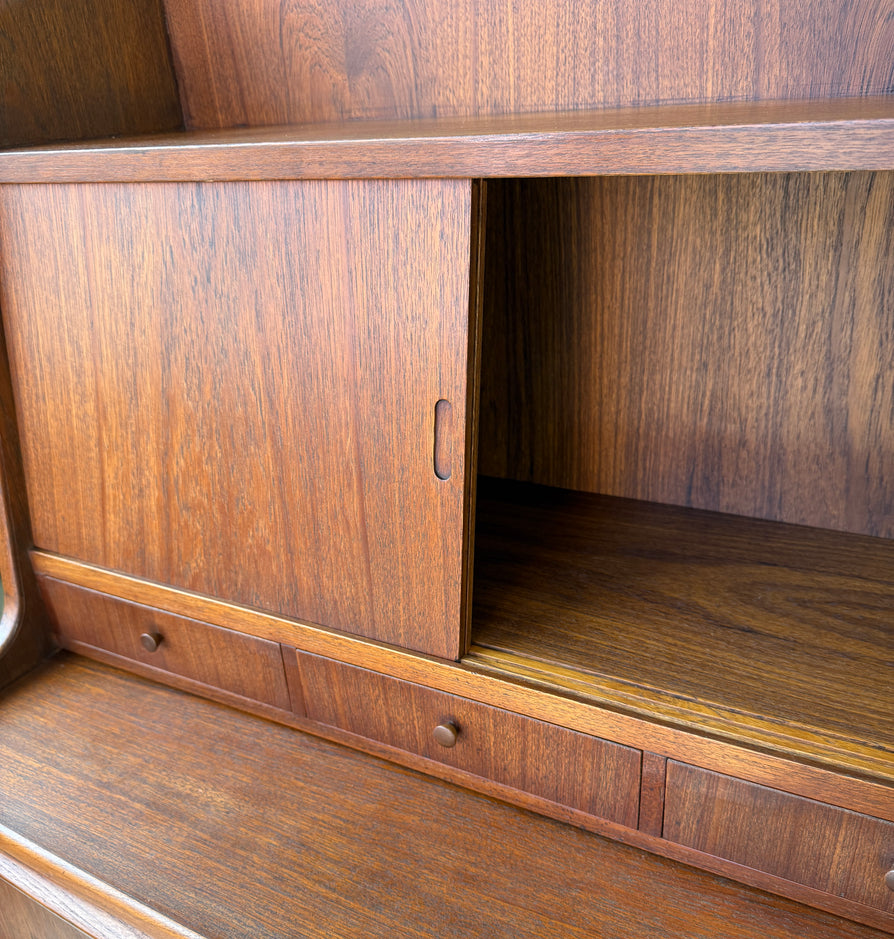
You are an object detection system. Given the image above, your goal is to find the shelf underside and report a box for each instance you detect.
[469,478,894,781]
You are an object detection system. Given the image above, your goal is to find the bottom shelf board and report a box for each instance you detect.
[469,478,894,779]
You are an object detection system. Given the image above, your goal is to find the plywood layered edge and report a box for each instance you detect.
[0,99,892,182]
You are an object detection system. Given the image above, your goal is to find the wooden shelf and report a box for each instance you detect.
[0,98,892,182]
[468,478,894,782]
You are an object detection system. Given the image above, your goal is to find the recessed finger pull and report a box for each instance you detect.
[433,399,452,481]
[885,870,894,892]
[140,632,163,653]
[433,720,459,748]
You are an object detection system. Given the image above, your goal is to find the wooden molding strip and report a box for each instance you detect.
[0,824,205,939]
[31,550,894,820]
[1,98,892,182]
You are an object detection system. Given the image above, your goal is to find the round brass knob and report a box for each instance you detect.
[885,870,894,892]
[139,632,163,653]
[433,721,459,748]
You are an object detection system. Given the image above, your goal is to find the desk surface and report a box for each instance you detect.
[0,654,886,938]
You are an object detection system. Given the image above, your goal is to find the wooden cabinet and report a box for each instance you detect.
[0,2,892,935]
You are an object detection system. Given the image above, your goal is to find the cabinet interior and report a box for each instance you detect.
[469,173,894,778]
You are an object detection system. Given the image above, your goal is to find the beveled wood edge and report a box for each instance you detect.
[259,706,894,935]
[30,552,894,819]
[0,98,892,181]
[458,179,487,657]
[0,309,52,688]
[465,647,894,784]
[0,823,205,939]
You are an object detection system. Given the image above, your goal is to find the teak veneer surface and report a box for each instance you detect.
[0,654,888,939]
[471,479,894,777]
[0,0,181,150]
[479,172,894,538]
[162,0,894,127]
[0,179,475,660]
[0,99,892,182]
[0,879,91,939]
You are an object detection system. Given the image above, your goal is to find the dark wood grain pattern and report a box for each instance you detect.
[664,763,894,914]
[0,655,889,939]
[471,478,894,780]
[479,172,894,537]
[0,290,51,689]
[0,179,476,660]
[39,577,291,711]
[296,650,642,828]
[0,879,90,939]
[639,752,668,837]
[28,546,894,821]
[161,0,894,128]
[0,99,892,182]
[0,0,181,150]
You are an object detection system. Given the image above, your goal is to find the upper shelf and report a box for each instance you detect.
[0,98,892,182]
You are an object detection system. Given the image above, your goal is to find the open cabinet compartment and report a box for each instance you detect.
[467,173,894,781]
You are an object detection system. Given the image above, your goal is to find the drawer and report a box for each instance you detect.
[39,577,291,711]
[294,651,641,828]
[663,762,894,913]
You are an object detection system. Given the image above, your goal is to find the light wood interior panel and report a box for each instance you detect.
[478,172,894,538]
[161,0,894,128]
[0,0,181,150]
[0,180,475,659]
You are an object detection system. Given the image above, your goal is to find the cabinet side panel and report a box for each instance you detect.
[161,0,894,128]
[479,173,894,538]
[0,180,472,659]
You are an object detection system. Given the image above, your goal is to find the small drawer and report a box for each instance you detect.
[295,651,641,828]
[663,762,894,913]
[39,577,291,711]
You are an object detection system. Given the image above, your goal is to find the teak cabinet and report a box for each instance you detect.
[0,2,892,936]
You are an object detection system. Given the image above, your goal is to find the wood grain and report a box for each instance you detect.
[39,577,292,711]
[1,179,475,660]
[296,650,642,829]
[0,879,90,939]
[0,100,892,182]
[664,762,894,914]
[28,548,894,819]
[479,172,894,537]
[0,654,889,939]
[639,752,668,837]
[0,0,181,150]
[0,285,52,689]
[472,478,894,778]
[161,0,894,128]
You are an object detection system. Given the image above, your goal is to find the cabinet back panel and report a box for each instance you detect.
[161,0,894,129]
[0,0,182,150]
[0,180,474,659]
[479,173,894,538]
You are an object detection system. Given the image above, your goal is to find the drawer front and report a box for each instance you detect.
[664,762,894,912]
[295,651,641,828]
[39,577,291,711]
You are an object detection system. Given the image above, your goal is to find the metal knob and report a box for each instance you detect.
[885,870,894,892]
[139,632,163,653]
[433,721,459,748]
